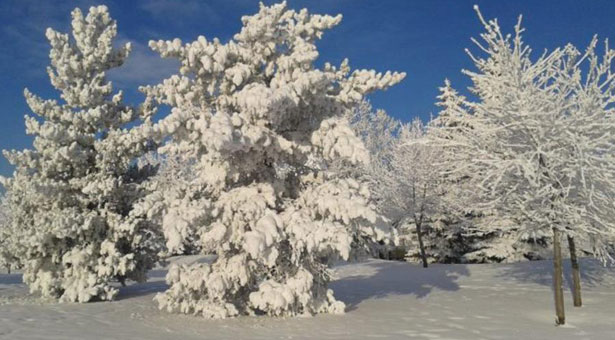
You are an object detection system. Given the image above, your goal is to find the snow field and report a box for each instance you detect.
[1,257,613,340]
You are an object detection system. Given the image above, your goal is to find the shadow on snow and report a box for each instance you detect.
[496,258,615,295]
[331,260,470,312]
[117,259,472,307]
[115,269,169,301]
[0,273,23,285]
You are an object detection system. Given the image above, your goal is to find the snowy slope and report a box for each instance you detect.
[1,257,614,340]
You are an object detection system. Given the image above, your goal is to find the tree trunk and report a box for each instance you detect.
[567,235,582,307]
[416,221,428,268]
[552,228,565,325]
[6,264,10,275]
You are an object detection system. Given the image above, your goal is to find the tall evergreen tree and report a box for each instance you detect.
[1,6,162,302]
[140,2,404,318]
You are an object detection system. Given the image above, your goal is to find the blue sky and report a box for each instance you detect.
[2,0,615,178]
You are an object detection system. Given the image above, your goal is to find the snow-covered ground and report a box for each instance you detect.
[1,257,614,340]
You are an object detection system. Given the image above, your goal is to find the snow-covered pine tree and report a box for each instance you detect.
[0,5,162,302]
[141,2,404,318]
[432,79,470,130]
[427,7,615,324]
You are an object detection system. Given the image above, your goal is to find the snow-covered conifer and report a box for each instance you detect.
[0,6,161,302]
[0,194,19,273]
[142,2,404,318]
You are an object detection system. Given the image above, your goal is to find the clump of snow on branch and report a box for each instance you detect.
[141,1,404,318]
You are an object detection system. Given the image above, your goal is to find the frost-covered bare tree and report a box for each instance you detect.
[138,2,404,318]
[348,101,401,175]
[349,100,468,264]
[344,101,402,258]
[374,119,447,267]
[428,7,615,325]
[0,6,162,302]
[431,80,551,264]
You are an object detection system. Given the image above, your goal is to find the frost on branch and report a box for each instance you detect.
[144,1,404,318]
[0,6,162,302]
[427,8,615,263]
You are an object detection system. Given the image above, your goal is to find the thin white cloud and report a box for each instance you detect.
[0,0,178,89]
[0,0,102,79]
[107,37,179,88]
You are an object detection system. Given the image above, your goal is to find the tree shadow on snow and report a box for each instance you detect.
[0,273,23,285]
[115,269,169,301]
[496,258,615,292]
[0,270,167,301]
[147,269,168,279]
[116,280,169,300]
[331,260,470,312]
